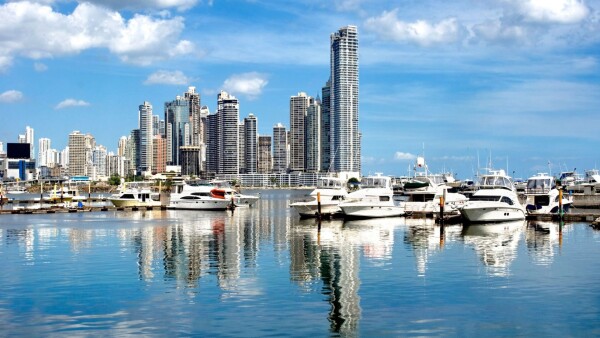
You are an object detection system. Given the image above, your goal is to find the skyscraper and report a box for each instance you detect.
[289,92,310,172]
[38,138,51,167]
[218,91,239,174]
[258,135,272,174]
[330,25,360,176]
[25,126,34,160]
[138,101,153,175]
[272,123,288,174]
[321,80,331,172]
[184,86,202,147]
[164,96,190,165]
[305,97,321,173]
[68,131,86,176]
[244,114,258,174]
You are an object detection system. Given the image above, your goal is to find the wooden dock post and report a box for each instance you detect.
[316,192,322,220]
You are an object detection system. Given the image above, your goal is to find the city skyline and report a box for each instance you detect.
[1,1,600,179]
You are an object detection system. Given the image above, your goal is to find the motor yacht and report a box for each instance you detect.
[290,176,348,218]
[524,173,572,214]
[459,169,526,223]
[339,174,404,219]
[398,173,467,216]
[108,182,162,208]
[210,180,260,207]
[168,181,232,210]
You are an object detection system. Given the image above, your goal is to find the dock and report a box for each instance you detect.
[0,205,166,215]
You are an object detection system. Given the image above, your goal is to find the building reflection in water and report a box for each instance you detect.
[288,216,400,336]
[461,220,525,277]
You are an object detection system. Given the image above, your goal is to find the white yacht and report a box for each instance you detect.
[399,173,467,216]
[396,157,467,215]
[459,169,526,223]
[109,183,162,208]
[168,181,232,210]
[524,173,572,214]
[339,174,404,219]
[290,177,348,218]
[210,180,260,207]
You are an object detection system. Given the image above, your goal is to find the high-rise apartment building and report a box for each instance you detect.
[184,86,202,147]
[321,80,331,172]
[68,131,86,176]
[238,122,245,173]
[218,91,239,174]
[244,114,258,174]
[289,92,310,172]
[92,145,107,179]
[138,101,153,175]
[305,98,321,172]
[330,25,360,176]
[272,123,288,174]
[258,135,272,174]
[165,96,190,165]
[25,126,34,160]
[38,138,51,167]
[152,135,166,174]
[118,136,128,157]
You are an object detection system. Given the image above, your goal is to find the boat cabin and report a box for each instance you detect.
[316,177,345,189]
[526,174,555,194]
[361,175,392,189]
[478,170,514,190]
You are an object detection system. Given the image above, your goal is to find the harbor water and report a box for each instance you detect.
[1,189,600,336]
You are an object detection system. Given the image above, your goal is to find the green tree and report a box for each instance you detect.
[108,174,121,186]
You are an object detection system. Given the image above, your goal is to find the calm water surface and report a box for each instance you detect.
[1,189,600,337]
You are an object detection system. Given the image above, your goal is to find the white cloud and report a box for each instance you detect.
[144,70,191,85]
[394,152,417,161]
[222,72,268,99]
[0,2,193,68]
[7,0,199,11]
[34,62,47,72]
[0,90,23,103]
[515,0,589,24]
[365,9,462,46]
[55,99,90,110]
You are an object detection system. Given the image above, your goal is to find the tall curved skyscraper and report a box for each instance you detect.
[330,25,360,177]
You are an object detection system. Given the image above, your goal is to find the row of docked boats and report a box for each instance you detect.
[107,180,259,210]
[290,163,573,223]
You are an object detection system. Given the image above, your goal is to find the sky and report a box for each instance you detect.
[0,0,599,180]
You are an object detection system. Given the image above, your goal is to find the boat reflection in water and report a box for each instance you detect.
[462,220,525,277]
[403,217,463,276]
[525,221,570,266]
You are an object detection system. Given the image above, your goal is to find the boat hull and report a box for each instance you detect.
[290,201,343,218]
[340,203,405,219]
[460,204,525,223]
[109,199,161,208]
[168,199,231,210]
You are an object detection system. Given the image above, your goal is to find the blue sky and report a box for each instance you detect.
[0,0,599,180]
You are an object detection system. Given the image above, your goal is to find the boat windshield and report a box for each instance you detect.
[526,178,554,193]
[361,176,391,189]
[317,178,345,189]
[469,195,501,202]
[479,175,513,190]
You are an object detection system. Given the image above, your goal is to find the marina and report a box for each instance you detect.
[1,189,600,336]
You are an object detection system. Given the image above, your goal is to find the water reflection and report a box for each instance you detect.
[403,218,462,276]
[524,221,570,266]
[462,221,525,277]
[1,191,597,336]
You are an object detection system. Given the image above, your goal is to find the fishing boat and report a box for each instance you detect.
[108,182,161,208]
[290,176,348,218]
[524,173,572,214]
[339,174,404,219]
[459,169,526,223]
[168,181,232,210]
